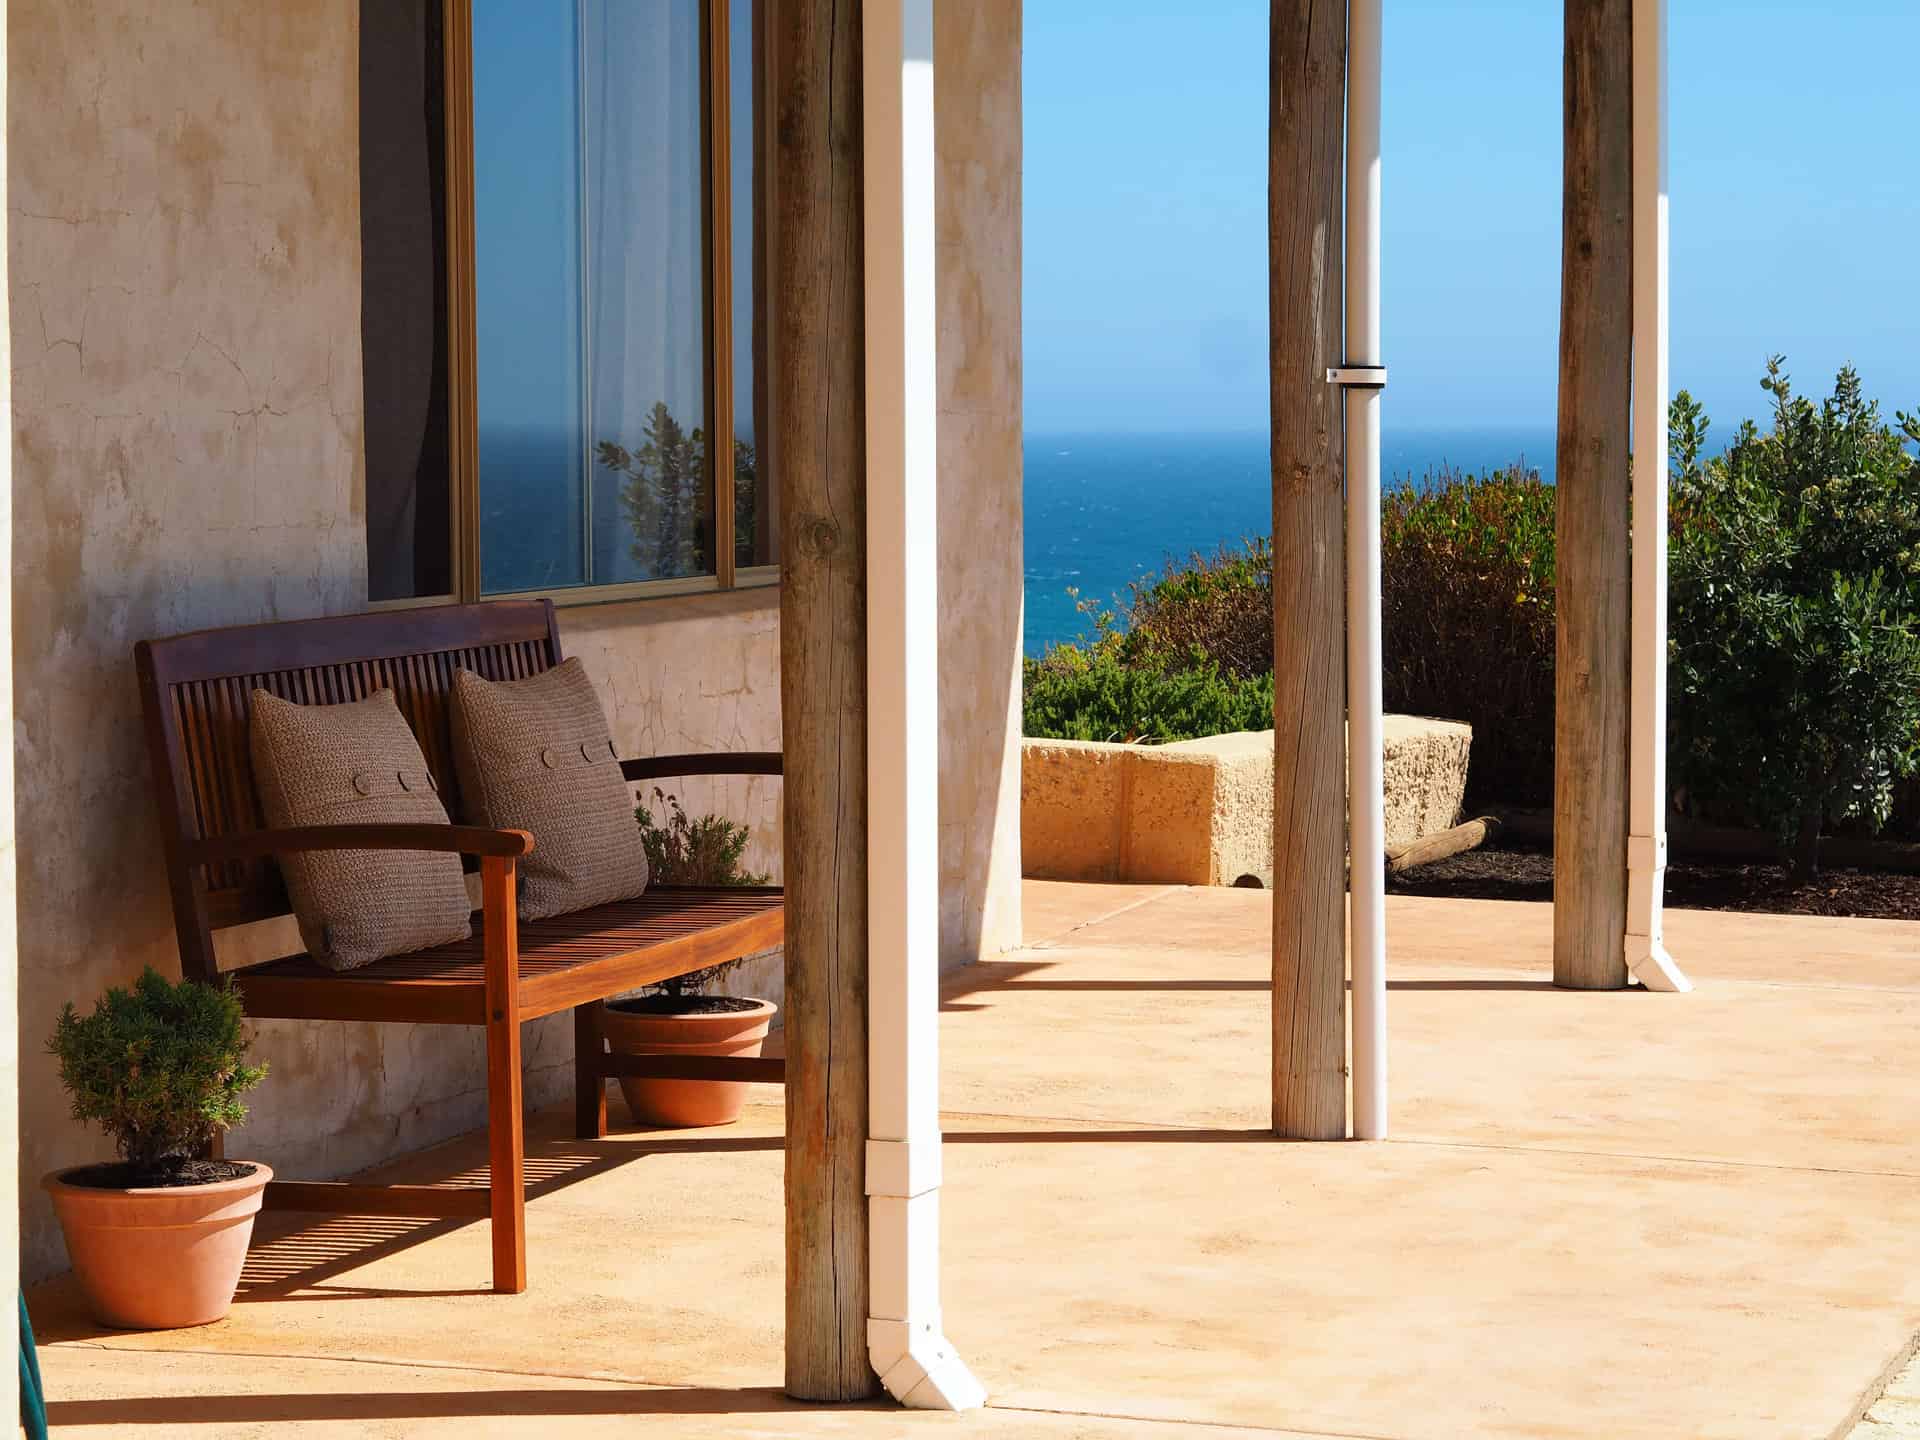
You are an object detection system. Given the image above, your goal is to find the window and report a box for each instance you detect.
[362,0,776,606]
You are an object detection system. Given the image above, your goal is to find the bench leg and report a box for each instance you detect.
[485,1005,527,1295]
[574,1002,608,1140]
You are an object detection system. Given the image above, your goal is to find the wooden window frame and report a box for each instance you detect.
[406,0,773,611]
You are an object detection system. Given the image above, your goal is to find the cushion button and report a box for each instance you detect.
[351,771,372,796]
[540,747,558,769]
[580,742,595,763]
[397,771,412,791]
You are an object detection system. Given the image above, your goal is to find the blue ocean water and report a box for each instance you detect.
[1023,426,1556,655]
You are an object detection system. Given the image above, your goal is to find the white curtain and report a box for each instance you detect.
[582,0,708,584]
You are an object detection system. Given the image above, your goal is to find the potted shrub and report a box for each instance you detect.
[602,790,776,1127]
[43,967,270,1329]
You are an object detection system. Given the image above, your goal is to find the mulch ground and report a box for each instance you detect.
[1387,837,1920,922]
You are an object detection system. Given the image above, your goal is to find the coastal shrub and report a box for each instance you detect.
[1667,361,1920,878]
[1124,541,1273,680]
[1023,647,1273,744]
[49,968,267,1184]
[634,791,771,996]
[1381,465,1557,806]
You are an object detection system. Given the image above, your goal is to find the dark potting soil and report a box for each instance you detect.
[1387,836,1920,922]
[60,1159,258,1191]
[607,994,765,1016]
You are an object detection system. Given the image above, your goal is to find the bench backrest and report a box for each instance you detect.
[135,600,562,980]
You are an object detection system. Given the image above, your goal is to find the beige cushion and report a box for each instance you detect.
[450,658,649,920]
[248,688,473,972]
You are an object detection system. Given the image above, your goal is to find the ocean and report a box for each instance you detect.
[1022,426,1557,655]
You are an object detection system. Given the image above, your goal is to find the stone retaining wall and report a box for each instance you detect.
[1022,717,1472,886]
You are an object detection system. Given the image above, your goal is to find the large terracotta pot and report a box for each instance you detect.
[43,1162,272,1329]
[602,998,776,1128]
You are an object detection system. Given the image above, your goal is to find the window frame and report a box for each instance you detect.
[394,0,774,611]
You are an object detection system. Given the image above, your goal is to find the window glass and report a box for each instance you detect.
[362,0,453,602]
[473,0,588,592]
[732,0,777,569]
[584,0,712,585]
[473,0,711,594]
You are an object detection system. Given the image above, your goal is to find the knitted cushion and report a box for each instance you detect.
[450,658,649,920]
[247,688,473,972]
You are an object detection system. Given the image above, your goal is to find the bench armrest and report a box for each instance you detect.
[621,752,783,782]
[188,823,534,865]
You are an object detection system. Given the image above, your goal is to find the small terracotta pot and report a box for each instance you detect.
[43,1162,272,1330]
[602,999,776,1128]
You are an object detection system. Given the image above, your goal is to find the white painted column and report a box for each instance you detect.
[1341,0,1389,1138]
[1627,0,1691,993]
[861,0,985,1410]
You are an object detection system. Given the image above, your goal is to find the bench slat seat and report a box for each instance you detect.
[235,887,784,1025]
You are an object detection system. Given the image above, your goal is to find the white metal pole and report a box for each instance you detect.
[1627,0,1691,993]
[861,0,985,1410]
[1343,0,1389,1138]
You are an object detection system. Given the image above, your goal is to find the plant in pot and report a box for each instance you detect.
[602,789,776,1128]
[43,967,270,1329]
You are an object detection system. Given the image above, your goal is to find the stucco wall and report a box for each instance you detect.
[4,1,785,1282]
[9,0,1018,1282]
[9,0,370,1281]
[935,0,1023,966]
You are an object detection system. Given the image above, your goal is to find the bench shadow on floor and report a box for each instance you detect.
[46,1384,899,1429]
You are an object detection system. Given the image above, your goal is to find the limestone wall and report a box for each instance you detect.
[1023,720,1473,886]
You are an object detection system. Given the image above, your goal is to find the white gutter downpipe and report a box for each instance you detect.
[1627,0,1691,993]
[1337,0,1390,1139]
[861,0,986,1410]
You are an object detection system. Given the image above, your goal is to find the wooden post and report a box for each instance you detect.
[480,855,526,1295]
[1555,0,1634,990]
[1269,0,1349,1139]
[772,0,878,1402]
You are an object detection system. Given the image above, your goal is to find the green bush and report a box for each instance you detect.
[1021,368,1920,862]
[1381,465,1557,806]
[1023,646,1274,744]
[635,791,771,996]
[1668,360,1920,877]
[49,968,267,1184]
[637,789,771,888]
[1123,541,1273,681]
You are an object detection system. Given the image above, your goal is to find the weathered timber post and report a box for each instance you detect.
[773,0,878,1400]
[1555,0,1634,990]
[0,6,18,1423]
[1270,0,1350,1138]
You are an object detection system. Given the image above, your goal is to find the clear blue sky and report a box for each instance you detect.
[1023,1,1920,438]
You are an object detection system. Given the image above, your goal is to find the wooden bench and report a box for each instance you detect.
[134,599,784,1293]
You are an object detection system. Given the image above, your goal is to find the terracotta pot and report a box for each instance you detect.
[602,998,776,1128]
[43,1161,272,1330]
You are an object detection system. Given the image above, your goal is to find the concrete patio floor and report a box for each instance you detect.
[30,882,1920,1439]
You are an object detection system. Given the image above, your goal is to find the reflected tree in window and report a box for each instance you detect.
[732,436,759,563]
[599,403,707,577]
[598,404,760,577]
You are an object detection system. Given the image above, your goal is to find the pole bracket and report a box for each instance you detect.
[1327,365,1388,389]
